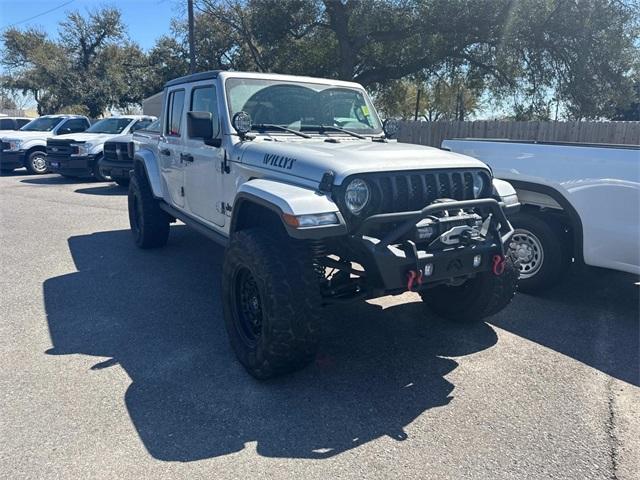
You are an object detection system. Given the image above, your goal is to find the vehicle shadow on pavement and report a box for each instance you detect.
[491,266,639,386]
[21,175,86,185]
[74,185,127,196]
[42,226,498,461]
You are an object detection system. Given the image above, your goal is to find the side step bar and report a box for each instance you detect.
[160,203,229,247]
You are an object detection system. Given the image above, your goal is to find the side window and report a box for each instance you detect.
[16,119,31,128]
[166,90,185,137]
[61,119,88,133]
[0,119,13,129]
[191,85,217,118]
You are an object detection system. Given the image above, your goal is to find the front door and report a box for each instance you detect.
[183,83,225,227]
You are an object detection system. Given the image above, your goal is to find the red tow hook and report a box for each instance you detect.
[492,255,506,276]
[407,270,423,291]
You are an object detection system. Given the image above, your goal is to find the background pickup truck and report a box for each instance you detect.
[442,139,640,292]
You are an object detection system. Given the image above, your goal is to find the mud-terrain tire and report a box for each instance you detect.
[222,228,321,379]
[112,176,130,187]
[508,211,570,293]
[128,171,170,249]
[25,150,48,175]
[420,256,518,322]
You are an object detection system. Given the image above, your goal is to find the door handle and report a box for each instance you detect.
[160,148,171,156]
[181,153,194,163]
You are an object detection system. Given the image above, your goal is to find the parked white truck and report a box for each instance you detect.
[128,70,521,378]
[46,115,156,181]
[442,139,640,291]
[0,115,91,174]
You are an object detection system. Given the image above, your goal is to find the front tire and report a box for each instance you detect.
[92,156,109,181]
[222,228,321,379]
[25,151,48,175]
[128,171,170,249]
[508,211,571,292]
[420,256,519,322]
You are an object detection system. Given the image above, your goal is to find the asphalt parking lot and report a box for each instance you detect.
[1,170,638,480]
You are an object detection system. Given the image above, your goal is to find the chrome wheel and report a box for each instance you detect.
[509,229,544,279]
[31,154,47,173]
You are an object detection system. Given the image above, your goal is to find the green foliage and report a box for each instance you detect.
[1,1,638,120]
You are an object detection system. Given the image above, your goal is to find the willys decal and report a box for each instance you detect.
[263,154,297,170]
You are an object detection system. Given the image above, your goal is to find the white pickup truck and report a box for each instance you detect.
[442,139,640,291]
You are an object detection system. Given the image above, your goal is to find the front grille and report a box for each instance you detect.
[103,141,133,163]
[335,169,491,219]
[46,139,80,158]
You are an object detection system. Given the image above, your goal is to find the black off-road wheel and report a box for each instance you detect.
[508,211,571,293]
[25,150,48,175]
[128,171,170,249]
[222,228,321,379]
[420,256,519,322]
[112,176,130,187]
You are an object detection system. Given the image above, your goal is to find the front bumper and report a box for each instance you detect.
[46,154,98,177]
[99,157,133,178]
[0,150,26,170]
[352,198,514,292]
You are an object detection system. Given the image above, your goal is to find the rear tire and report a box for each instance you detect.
[508,211,571,293]
[420,256,518,322]
[25,150,48,175]
[222,228,321,379]
[128,171,170,249]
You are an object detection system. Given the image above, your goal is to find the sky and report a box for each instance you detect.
[0,0,180,51]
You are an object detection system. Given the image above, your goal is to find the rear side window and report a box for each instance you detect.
[0,119,14,129]
[167,90,185,137]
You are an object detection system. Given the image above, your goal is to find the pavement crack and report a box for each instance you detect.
[605,377,621,480]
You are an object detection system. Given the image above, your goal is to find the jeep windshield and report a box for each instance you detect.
[20,117,64,132]
[86,118,132,134]
[225,78,383,135]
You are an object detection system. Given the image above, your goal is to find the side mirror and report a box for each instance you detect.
[187,111,221,147]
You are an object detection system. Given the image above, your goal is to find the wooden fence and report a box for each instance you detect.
[397,120,640,147]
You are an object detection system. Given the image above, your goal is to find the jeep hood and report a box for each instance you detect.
[238,139,489,184]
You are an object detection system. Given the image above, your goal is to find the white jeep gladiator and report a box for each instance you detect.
[46,115,156,181]
[443,139,640,292]
[0,115,91,174]
[129,71,520,378]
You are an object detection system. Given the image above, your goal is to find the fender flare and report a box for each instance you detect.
[133,149,163,198]
[505,179,584,263]
[231,178,347,239]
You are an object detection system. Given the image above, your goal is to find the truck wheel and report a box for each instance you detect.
[222,228,321,379]
[92,156,108,181]
[112,176,130,187]
[128,172,170,249]
[25,151,48,175]
[508,211,570,292]
[420,256,518,322]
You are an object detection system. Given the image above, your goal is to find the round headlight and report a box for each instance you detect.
[345,178,370,214]
[232,111,252,135]
[473,173,486,198]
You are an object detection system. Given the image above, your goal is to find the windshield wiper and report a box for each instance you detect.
[318,125,367,140]
[251,123,312,139]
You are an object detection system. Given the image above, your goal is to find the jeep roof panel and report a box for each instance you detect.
[164,70,364,90]
[164,70,222,88]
